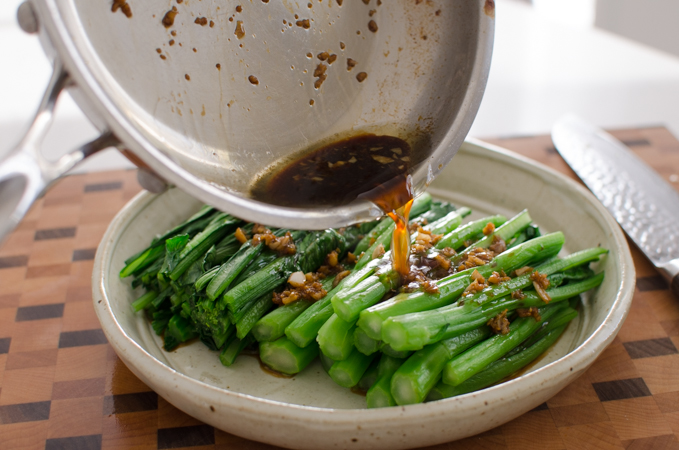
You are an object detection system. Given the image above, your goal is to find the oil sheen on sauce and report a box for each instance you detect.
[251,134,415,277]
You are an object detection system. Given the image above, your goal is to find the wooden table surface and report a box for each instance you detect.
[1,127,679,450]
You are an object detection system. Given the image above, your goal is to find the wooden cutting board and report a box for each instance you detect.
[0,127,678,449]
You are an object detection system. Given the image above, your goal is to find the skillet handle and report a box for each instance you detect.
[0,62,119,245]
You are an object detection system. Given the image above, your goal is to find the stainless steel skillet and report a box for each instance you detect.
[1,0,494,239]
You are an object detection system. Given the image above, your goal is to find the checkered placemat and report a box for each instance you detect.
[1,127,678,449]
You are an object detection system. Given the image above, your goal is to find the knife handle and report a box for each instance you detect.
[659,260,679,299]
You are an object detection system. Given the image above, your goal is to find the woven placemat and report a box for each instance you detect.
[1,127,678,449]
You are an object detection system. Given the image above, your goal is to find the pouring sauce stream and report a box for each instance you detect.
[387,200,413,277]
[251,134,415,278]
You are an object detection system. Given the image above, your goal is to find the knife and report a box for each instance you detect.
[552,114,679,298]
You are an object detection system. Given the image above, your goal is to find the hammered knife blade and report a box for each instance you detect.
[552,114,679,297]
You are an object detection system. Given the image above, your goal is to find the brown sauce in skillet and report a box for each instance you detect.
[251,134,415,277]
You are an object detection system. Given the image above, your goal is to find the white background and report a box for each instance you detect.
[2,0,679,173]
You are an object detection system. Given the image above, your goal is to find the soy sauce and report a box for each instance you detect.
[387,198,413,277]
[251,134,412,207]
[251,134,415,277]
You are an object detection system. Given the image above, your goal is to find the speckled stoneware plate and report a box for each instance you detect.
[93,139,635,450]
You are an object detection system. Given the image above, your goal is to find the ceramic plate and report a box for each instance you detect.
[92,139,635,449]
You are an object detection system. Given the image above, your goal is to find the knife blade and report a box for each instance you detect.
[552,114,679,298]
